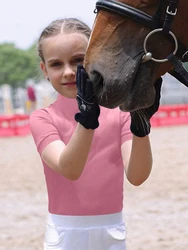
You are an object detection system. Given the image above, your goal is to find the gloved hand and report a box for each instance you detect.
[130,77,162,137]
[75,65,100,129]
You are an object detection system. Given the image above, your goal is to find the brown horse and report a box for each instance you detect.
[84,0,188,111]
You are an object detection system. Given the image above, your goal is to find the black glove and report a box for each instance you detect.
[75,65,100,129]
[130,77,162,137]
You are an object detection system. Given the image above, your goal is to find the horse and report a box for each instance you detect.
[84,0,188,111]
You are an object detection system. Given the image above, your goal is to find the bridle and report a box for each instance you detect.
[94,0,188,87]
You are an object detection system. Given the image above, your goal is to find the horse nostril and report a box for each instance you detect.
[91,71,104,89]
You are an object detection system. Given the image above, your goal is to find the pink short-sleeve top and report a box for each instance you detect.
[30,95,132,215]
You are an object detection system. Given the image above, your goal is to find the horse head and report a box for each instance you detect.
[84,0,188,111]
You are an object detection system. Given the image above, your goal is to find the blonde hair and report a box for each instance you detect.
[37,18,91,62]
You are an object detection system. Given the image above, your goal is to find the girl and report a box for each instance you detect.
[30,18,161,250]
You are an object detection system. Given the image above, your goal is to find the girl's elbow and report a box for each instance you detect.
[128,179,144,186]
[58,166,82,181]
[60,170,81,180]
[67,172,81,181]
[127,175,149,186]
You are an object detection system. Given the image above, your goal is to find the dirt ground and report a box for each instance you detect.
[1,125,188,250]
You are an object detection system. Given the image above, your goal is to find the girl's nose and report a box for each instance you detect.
[63,66,75,79]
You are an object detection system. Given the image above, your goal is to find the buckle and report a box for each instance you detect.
[166,6,177,16]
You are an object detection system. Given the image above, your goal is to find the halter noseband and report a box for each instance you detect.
[94,0,188,87]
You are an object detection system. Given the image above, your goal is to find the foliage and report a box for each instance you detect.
[0,43,41,88]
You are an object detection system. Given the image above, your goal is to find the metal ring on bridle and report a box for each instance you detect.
[143,28,178,63]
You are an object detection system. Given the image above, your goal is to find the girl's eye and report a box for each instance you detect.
[51,62,62,67]
[72,57,84,64]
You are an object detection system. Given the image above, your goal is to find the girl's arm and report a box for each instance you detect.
[122,79,162,185]
[121,135,152,186]
[42,123,94,180]
[42,65,99,180]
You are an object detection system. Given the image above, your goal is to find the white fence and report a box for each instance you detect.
[0,80,57,115]
[161,74,188,104]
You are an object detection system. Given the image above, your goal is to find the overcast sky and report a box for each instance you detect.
[1,0,96,49]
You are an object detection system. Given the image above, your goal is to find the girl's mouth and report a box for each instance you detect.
[62,82,76,86]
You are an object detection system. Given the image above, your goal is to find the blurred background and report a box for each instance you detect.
[1,1,188,250]
[0,0,97,115]
[0,0,188,116]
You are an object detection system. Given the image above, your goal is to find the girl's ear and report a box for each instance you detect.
[40,61,48,78]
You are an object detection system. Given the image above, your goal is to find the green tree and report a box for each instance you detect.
[0,43,40,88]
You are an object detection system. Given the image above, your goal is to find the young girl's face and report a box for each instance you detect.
[40,32,89,99]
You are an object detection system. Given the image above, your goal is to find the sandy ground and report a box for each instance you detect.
[1,125,188,250]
